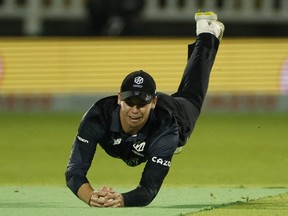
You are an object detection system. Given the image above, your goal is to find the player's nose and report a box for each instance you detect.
[130,105,140,113]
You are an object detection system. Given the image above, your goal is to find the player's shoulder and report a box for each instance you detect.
[92,95,117,111]
[95,95,118,107]
[154,92,174,117]
[156,92,173,108]
[82,95,118,122]
[156,92,170,99]
[150,93,178,133]
[77,95,118,137]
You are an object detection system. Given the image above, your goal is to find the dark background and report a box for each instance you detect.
[0,0,287,37]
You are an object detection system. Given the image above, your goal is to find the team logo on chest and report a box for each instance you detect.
[132,141,146,157]
[133,141,145,152]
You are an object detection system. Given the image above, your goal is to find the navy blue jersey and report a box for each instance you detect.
[65,34,219,207]
[65,93,191,206]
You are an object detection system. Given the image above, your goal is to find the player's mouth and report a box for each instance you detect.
[129,116,141,123]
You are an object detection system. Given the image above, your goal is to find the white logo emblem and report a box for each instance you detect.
[133,141,145,152]
[134,76,144,85]
[152,157,171,167]
[113,138,122,145]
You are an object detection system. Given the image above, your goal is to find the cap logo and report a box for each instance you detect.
[133,76,144,88]
[134,76,144,85]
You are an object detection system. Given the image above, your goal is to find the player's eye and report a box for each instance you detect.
[124,99,147,108]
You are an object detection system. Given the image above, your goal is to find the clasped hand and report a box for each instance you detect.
[89,186,124,207]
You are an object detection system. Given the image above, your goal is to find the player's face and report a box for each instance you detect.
[118,95,157,135]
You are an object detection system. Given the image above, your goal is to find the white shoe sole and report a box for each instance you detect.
[195,11,225,40]
[195,11,217,21]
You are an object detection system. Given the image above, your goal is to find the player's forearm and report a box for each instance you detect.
[121,185,157,206]
[77,183,94,205]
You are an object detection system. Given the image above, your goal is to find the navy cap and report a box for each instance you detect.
[120,70,156,103]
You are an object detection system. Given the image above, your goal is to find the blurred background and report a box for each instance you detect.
[0,0,287,113]
[0,0,287,37]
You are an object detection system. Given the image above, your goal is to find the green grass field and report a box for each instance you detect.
[1,111,288,215]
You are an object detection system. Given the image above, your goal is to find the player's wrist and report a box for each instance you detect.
[88,193,93,206]
[119,194,125,207]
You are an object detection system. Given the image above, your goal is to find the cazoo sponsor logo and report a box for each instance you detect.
[152,157,171,167]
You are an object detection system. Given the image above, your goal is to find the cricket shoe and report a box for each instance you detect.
[195,11,225,40]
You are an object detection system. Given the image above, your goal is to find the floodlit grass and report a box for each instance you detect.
[1,112,288,187]
[189,192,288,216]
[0,112,287,215]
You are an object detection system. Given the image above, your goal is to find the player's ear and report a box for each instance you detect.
[117,93,121,105]
[151,96,158,109]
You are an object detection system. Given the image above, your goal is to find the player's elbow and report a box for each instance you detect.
[64,168,79,195]
[141,196,155,206]
[138,186,158,206]
[128,194,155,207]
[65,167,90,196]
[122,186,157,207]
[65,169,73,190]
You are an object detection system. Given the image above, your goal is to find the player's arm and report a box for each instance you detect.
[65,111,104,204]
[77,183,94,204]
[84,150,174,207]
[121,131,178,206]
[65,134,96,196]
[122,154,173,206]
